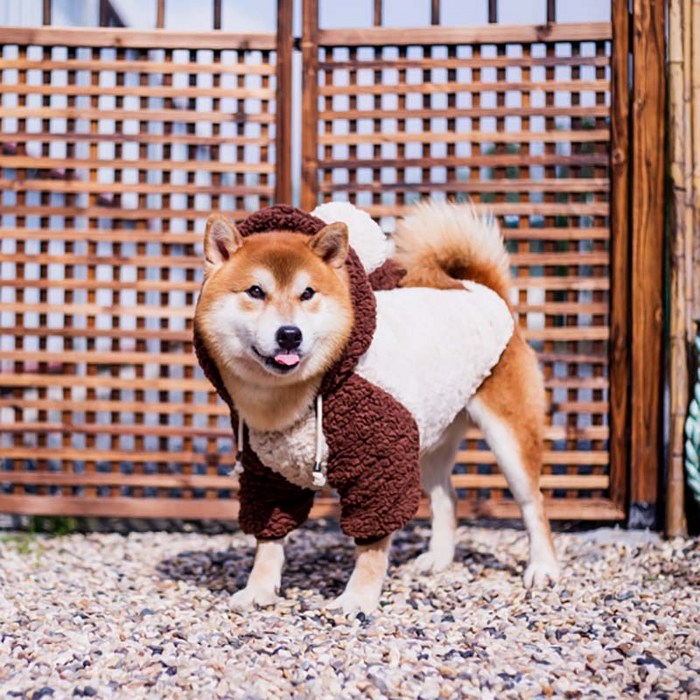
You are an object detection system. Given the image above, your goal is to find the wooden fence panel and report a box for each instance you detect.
[301,4,626,521]
[1,1,662,524]
[0,23,289,520]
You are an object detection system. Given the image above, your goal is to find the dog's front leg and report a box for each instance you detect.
[229,538,284,612]
[327,535,391,615]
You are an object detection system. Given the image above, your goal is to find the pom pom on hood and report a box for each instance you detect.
[311,201,394,274]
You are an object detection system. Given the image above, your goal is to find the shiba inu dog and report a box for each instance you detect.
[194,202,560,614]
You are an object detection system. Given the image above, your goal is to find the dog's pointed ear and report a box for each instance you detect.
[308,222,349,268]
[204,214,243,274]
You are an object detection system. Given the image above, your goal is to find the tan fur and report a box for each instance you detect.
[393,202,544,472]
[476,333,545,484]
[327,535,392,614]
[229,539,285,610]
[196,225,354,431]
[395,201,511,300]
[474,335,557,563]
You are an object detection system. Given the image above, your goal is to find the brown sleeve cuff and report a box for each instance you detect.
[237,451,315,539]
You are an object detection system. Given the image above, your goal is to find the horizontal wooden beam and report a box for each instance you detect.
[317,22,612,48]
[0,495,625,521]
[0,472,609,491]
[0,420,610,442]
[0,27,277,50]
[318,55,611,71]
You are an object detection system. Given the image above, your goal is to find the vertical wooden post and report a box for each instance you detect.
[99,0,109,26]
[156,0,165,29]
[213,0,222,30]
[488,0,497,24]
[667,0,694,536]
[42,0,51,25]
[431,0,440,25]
[374,0,382,27]
[275,0,293,204]
[301,0,320,211]
[609,0,631,517]
[547,0,556,23]
[693,1,700,324]
[629,0,666,528]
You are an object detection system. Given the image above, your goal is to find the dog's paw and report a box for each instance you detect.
[523,558,560,589]
[326,589,380,616]
[229,586,279,612]
[413,549,454,574]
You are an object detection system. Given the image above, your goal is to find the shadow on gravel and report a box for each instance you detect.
[389,528,521,577]
[156,522,521,599]
[155,529,357,599]
[156,547,254,596]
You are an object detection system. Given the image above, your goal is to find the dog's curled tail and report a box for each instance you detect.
[393,201,511,303]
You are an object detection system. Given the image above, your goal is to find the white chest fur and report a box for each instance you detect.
[355,283,514,452]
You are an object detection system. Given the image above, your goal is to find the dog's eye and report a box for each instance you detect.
[246,285,265,300]
[300,287,315,301]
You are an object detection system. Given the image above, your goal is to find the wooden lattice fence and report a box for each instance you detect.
[0,21,291,519]
[0,0,665,524]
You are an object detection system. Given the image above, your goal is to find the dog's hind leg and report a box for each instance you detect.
[467,334,559,588]
[229,538,285,611]
[414,413,467,573]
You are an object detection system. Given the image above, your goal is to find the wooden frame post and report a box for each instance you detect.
[275,0,293,204]
[609,0,631,517]
[629,0,666,528]
[301,0,320,211]
[667,0,698,536]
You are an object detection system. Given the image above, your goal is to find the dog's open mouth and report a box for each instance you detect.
[252,347,302,374]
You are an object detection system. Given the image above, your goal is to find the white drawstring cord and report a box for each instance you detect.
[311,393,326,487]
[231,393,327,488]
[232,418,244,476]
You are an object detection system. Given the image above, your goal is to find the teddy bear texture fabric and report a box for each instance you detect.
[193,205,422,544]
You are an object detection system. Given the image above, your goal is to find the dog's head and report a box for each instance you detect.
[195,214,354,386]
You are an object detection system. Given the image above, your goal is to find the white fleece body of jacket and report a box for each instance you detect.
[355,282,514,452]
[245,281,511,490]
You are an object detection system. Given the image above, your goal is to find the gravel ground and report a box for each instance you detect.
[0,523,699,699]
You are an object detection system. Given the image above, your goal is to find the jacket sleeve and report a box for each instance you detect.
[237,447,315,539]
[325,374,422,542]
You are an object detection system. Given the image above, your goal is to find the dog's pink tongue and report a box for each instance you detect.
[274,352,300,366]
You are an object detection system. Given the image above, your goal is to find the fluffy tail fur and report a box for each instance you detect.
[393,201,511,303]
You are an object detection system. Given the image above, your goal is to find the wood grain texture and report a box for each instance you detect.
[301,0,320,210]
[0,24,283,518]
[317,22,612,47]
[300,17,623,521]
[666,0,696,536]
[629,0,666,523]
[0,27,277,49]
[0,495,625,521]
[275,0,293,203]
[609,0,632,516]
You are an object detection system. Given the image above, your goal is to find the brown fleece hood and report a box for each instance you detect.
[193,205,420,543]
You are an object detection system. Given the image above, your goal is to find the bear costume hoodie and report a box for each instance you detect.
[193,205,421,544]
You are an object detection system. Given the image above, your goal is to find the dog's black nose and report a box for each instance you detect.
[276,325,302,350]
